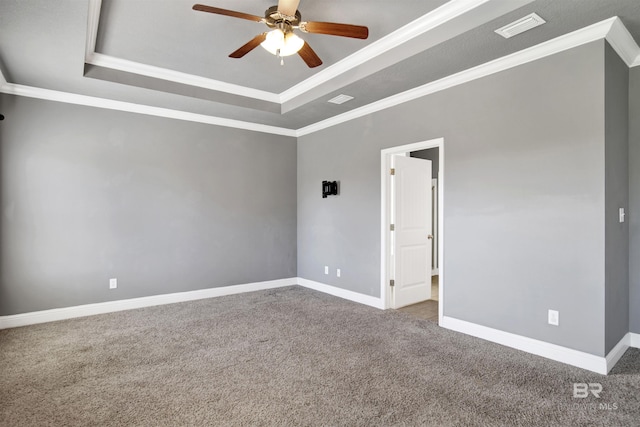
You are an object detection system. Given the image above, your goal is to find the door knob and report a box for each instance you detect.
[428,234,433,239]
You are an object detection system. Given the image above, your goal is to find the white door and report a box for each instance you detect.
[392,156,432,308]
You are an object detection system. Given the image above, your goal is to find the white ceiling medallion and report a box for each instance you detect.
[495,13,546,39]
[327,94,354,105]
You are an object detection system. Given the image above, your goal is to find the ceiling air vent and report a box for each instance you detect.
[328,94,354,105]
[495,13,546,39]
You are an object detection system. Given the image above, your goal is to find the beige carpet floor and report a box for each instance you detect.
[1,285,639,426]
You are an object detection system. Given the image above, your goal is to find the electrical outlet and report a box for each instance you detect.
[337,268,341,277]
[324,266,329,275]
[109,278,117,289]
[548,309,559,326]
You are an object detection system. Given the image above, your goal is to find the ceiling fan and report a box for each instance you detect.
[192,0,369,68]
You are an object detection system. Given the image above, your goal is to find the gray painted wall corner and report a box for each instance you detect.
[298,41,608,355]
[604,43,630,353]
[629,67,640,335]
[297,133,381,298]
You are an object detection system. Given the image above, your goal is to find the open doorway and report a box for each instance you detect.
[381,138,444,323]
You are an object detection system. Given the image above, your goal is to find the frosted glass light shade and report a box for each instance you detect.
[261,29,304,57]
[262,29,284,54]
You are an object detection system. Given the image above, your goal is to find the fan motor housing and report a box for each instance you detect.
[264,5,301,27]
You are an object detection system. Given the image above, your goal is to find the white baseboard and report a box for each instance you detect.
[630,333,640,348]
[440,316,609,375]
[2,278,635,373]
[0,278,298,329]
[296,278,384,309]
[605,333,631,373]
[0,278,383,329]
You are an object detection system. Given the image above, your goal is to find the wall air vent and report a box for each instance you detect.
[495,13,546,39]
[328,94,354,105]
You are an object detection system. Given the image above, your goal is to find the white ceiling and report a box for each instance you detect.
[96,0,449,93]
[2,0,640,134]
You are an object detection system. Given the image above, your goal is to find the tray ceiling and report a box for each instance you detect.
[1,0,640,134]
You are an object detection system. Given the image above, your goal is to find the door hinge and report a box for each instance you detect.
[390,279,395,287]
[390,168,395,176]
[390,224,395,231]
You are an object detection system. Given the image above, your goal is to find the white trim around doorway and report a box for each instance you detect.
[380,138,444,322]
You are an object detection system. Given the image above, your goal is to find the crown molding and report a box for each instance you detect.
[0,82,296,137]
[84,0,279,105]
[84,0,279,104]
[86,52,281,104]
[85,0,101,59]
[3,17,638,139]
[84,0,532,109]
[279,0,495,103]
[296,17,621,137]
[605,16,640,67]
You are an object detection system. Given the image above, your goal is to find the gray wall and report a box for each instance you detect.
[604,44,629,353]
[630,66,640,335]
[411,148,439,179]
[0,95,297,315]
[298,41,607,355]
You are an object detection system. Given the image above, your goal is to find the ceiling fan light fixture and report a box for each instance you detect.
[193,2,367,68]
[283,33,305,56]
[261,29,304,57]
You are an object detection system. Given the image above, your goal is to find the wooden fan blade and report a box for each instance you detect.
[192,4,263,22]
[229,33,267,58]
[301,21,369,39]
[277,0,300,17]
[298,42,322,68]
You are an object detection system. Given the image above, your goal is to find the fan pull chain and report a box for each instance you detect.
[276,48,284,66]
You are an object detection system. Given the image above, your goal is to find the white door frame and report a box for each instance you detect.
[380,138,444,322]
